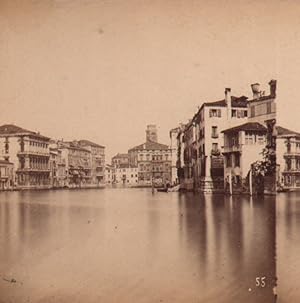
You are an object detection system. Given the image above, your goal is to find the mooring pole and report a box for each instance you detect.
[229,171,232,195]
[249,167,253,196]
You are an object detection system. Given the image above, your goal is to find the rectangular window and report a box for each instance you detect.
[209,109,215,117]
[209,109,220,117]
[211,126,218,138]
[235,154,240,167]
[244,110,248,117]
[257,135,265,145]
[250,106,255,117]
[226,155,231,168]
[267,102,272,114]
[212,143,218,152]
[232,110,237,117]
[245,132,254,145]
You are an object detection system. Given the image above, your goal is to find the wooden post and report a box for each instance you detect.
[152,168,155,194]
[249,167,253,196]
[229,171,232,195]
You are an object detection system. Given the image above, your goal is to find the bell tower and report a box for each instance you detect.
[146,125,158,142]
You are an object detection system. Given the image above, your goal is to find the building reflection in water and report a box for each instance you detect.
[277,192,300,303]
[177,193,276,303]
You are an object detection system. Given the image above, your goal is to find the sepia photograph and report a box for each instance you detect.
[0,0,299,302]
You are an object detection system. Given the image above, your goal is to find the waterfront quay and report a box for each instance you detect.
[0,187,281,303]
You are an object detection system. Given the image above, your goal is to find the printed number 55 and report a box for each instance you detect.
[256,276,266,287]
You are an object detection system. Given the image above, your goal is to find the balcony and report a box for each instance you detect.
[223,144,242,153]
[17,150,50,157]
[284,151,300,158]
[282,169,300,174]
[17,168,51,173]
[151,158,165,162]
[211,149,221,156]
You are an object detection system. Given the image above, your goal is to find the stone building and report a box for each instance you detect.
[0,124,51,189]
[78,140,105,185]
[58,141,92,188]
[276,126,300,190]
[113,166,138,185]
[0,160,14,190]
[169,127,181,185]
[128,126,172,187]
[112,153,129,168]
[111,153,138,185]
[177,89,248,192]
[247,80,277,194]
[105,164,113,185]
[49,145,67,188]
[222,122,267,194]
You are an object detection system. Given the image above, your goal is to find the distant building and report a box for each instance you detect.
[113,166,138,185]
[111,152,138,186]
[0,124,51,189]
[222,122,267,194]
[49,145,67,188]
[128,129,172,187]
[276,126,300,190]
[105,164,113,184]
[0,160,14,190]
[112,153,129,168]
[78,140,105,185]
[146,124,158,143]
[58,141,92,188]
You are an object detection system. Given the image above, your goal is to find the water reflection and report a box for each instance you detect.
[277,193,300,303]
[0,189,276,303]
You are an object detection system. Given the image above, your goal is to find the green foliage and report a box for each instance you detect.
[252,147,276,177]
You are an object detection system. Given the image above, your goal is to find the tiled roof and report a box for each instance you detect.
[222,122,267,134]
[203,96,248,108]
[129,140,169,151]
[247,95,275,103]
[276,126,300,137]
[118,163,131,168]
[78,139,104,148]
[0,124,50,140]
[112,153,129,158]
[59,141,91,152]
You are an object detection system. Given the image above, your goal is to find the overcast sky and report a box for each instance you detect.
[0,0,299,159]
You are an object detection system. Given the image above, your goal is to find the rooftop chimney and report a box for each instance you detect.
[251,83,261,99]
[225,88,231,105]
[269,79,277,97]
[225,88,231,121]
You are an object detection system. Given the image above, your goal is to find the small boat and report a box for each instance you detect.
[277,186,289,193]
[168,184,180,192]
[156,188,168,192]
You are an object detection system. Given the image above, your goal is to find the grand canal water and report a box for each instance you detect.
[0,188,291,303]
